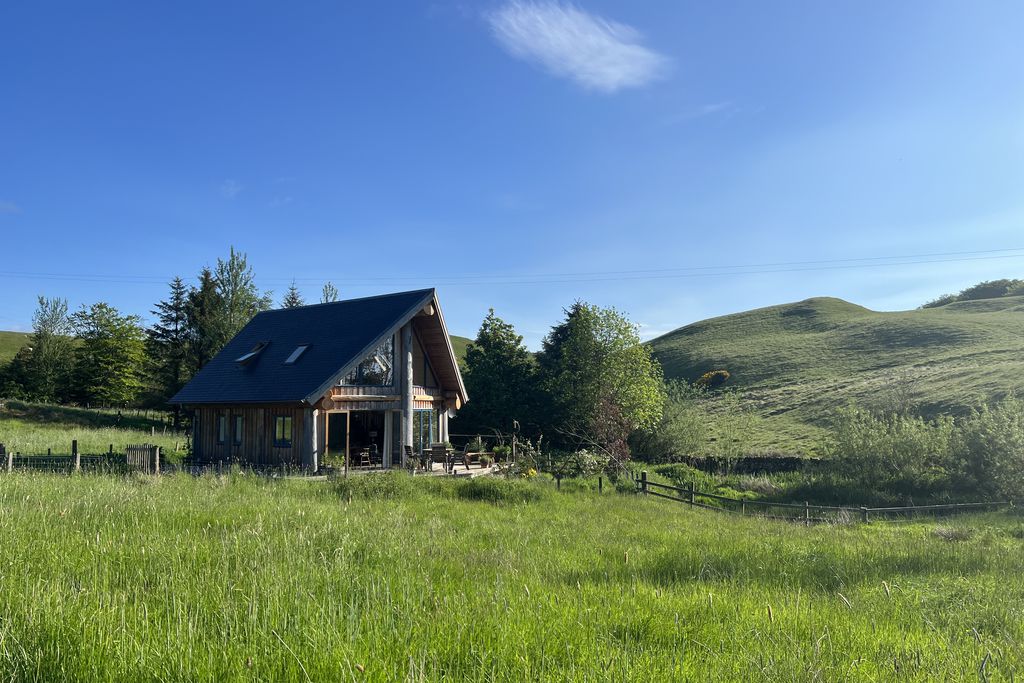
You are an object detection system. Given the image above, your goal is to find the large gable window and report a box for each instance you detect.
[340,335,394,386]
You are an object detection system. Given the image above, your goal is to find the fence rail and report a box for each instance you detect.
[633,471,1012,524]
[1,441,161,475]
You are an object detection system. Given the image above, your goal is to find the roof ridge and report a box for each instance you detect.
[259,287,436,314]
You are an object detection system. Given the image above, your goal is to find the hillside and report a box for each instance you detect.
[449,334,472,367]
[648,295,1024,453]
[0,331,28,366]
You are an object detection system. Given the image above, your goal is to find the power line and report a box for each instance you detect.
[0,247,1022,288]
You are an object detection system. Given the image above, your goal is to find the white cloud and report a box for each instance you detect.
[0,200,22,214]
[220,179,243,199]
[487,1,669,93]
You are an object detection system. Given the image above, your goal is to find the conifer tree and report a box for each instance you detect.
[148,277,190,425]
[281,280,305,308]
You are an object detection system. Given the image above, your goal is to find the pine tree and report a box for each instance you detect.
[455,309,539,435]
[321,281,339,303]
[185,268,224,375]
[148,277,190,426]
[281,280,305,308]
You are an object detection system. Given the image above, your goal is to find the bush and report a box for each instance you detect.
[695,369,730,390]
[633,380,707,462]
[451,477,547,504]
[957,397,1024,498]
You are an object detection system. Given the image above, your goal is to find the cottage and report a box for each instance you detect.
[170,288,467,471]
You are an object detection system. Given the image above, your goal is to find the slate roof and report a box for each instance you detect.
[170,288,442,405]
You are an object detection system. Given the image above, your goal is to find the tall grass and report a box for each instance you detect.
[0,473,1021,680]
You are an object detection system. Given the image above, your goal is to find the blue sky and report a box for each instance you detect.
[1,1,1022,346]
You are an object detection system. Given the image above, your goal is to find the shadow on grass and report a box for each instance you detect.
[2,400,168,431]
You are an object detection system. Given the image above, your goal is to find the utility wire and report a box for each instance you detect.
[0,247,1022,287]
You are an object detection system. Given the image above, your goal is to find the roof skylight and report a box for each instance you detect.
[284,345,310,365]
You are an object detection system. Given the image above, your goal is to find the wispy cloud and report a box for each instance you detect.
[487,1,669,93]
[220,179,243,199]
[0,200,22,214]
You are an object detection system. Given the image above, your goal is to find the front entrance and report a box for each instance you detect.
[325,410,387,468]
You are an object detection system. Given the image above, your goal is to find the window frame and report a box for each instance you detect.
[216,414,228,445]
[273,415,293,448]
[339,334,395,387]
[284,344,310,365]
[233,414,243,446]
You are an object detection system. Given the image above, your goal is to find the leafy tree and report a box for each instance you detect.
[213,247,272,342]
[456,309,539,435]
[1,297,75,401]
[71,303,147,406]
[148,277,190,424]
[281,280,305,308]
[632,380,708,462]
[321,281,339,303]
[185,268,224,375]
[537,302,665,457]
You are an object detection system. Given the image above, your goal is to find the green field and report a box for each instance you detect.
[0,330,29,366]
[0,401,184,456]
[649,296,1024,453]
[449,334,472,368]
[0,472,1020,681]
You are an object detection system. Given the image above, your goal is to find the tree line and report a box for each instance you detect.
[452,303,666,462]
[0,247,341,426]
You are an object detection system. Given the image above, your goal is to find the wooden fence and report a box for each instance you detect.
[632,470,1012,524]
[0,441,160,475]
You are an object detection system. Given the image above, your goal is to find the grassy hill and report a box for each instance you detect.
[449,334,472,367]
[648,296,1024,454]
[0,330,28,366]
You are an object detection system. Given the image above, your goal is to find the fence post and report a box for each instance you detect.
[598,476,603,493]
[804,501,810,527]
[72,440,80,473]
[640,470,648,495]
[150,446,161,475]
[860,507,869,523]
[688,481,695,507]
[741,499,746,516]
[556,474,561,491]
[2,444,10,474]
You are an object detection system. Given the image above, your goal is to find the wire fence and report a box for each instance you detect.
[632,471,1012,524]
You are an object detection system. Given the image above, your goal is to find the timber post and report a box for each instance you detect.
[301,407,318,473]
[150,446,161,475]
[860,507,869,523]
[598,476,603,493]
[640,470,648,495]
[72,440,80,473]
[2,444,10,474]
[402,322,414,467]
[804,501,810,526]
[688,481,695,507]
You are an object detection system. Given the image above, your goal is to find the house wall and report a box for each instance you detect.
[192,404,306,465]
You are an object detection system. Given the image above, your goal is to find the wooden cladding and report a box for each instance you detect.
[193,405,305,465]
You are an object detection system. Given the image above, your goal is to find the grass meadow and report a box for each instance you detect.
[0,472,1022,681]
[0,401,184,456]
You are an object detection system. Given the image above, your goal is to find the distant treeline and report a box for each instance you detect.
[922,278,1024,308]
[0,247,341,426]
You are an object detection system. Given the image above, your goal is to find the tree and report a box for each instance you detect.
[537,302,665,457]
[213,246,272,342]
[321,281,339,303]
[455,309,539,435]
[2,297,76,402]
[148,277,190,425]
[281,280,305,308]
[632,380,708,462]
[185,268,224,375]
[71,303,147,406]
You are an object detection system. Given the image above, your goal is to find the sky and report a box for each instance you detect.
[1,1,1023,346]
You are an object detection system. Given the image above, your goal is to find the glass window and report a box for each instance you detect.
[274,416,293,447]
[233,415,243,445]
[340,336,394,386]
[284,345,309,365]
[412,333,437,387]
[413,409,436,453]
[217,415,227,444]
[236,341,269,365]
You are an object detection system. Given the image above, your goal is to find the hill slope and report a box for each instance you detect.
[648,296,1024,453]
[0,331,29,366]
